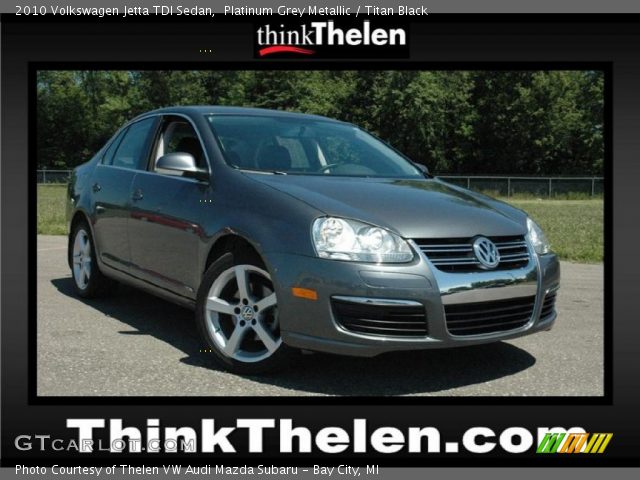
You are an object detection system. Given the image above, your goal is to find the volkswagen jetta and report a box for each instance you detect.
[67,106,560,373]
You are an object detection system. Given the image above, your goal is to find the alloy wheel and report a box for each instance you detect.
[204,264,281,363]
[72,228,92,290]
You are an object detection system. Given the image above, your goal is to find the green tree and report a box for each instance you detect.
[36,69,604,174]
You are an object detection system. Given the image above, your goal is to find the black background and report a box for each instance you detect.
[0,14,631,466]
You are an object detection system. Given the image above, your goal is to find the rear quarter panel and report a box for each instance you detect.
[66,155,101,228]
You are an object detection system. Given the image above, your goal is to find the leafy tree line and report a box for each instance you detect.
[37,70,604,175]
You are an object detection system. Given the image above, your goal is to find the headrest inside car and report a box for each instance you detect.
[175,137,203,165]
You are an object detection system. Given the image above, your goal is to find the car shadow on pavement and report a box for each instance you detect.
[52,277,536,396]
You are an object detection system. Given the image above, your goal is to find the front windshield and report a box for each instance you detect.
[206,114,423,178]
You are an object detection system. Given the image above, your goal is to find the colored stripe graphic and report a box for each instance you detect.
[537,433,613,454]
[583,433,613,454]
[258,46,316,56]
[537,433,566,453]
[560,433,589,453]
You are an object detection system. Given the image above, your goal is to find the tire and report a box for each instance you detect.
[195,251,295,374]
[68,221,115,298]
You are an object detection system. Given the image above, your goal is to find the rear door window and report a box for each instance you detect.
[108,117,156,170]
[101,128,127,165]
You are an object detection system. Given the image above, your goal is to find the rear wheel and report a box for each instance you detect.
[195,252,294,374]
[69,221,114,298]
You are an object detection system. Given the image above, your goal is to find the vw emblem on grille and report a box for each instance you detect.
[472,236,500,269]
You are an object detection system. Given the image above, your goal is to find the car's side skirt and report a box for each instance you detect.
[100,262,197,311]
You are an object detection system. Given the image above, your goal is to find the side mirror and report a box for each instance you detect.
[413,162,431,178]
[156,152,209,181]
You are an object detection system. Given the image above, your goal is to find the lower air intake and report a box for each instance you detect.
[332,298,428,338]
[445,296,535,336]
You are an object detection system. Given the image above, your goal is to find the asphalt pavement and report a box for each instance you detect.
[37,235,604,397]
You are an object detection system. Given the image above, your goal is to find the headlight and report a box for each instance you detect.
[312,217,413,263]
[527,217,550,255]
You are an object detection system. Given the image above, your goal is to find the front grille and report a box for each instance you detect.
[414,235,530,272]
[445,296,535,336]
[540,290,558,319]
[332,298,428,338]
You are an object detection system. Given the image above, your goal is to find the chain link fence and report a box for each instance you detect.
[37,170,604,198]
[37,170,72,184]
[438,175,604,198]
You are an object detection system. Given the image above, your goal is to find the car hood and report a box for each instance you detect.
[246,174,526,239]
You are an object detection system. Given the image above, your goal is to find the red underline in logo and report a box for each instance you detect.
[258,46,316,56]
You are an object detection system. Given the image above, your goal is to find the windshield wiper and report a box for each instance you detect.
[239,168,287,175]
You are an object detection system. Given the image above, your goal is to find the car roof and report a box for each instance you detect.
[133,106,346,123]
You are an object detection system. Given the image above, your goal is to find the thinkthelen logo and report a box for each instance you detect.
[254,20,409,58]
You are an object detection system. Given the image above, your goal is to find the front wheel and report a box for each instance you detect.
[195,252,295,374]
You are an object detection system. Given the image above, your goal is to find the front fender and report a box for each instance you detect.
[206,171,323,257]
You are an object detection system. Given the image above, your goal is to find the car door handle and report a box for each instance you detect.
[92,182,101,193]
[131,189,144,201]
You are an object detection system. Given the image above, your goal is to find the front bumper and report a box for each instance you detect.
[266,242,560,357]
